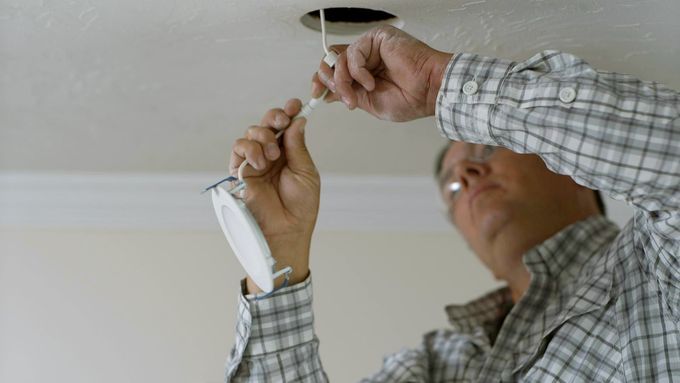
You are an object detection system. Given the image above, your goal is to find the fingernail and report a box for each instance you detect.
[318,70,329,83]
[342,96,351,108]
[318,71,336,92]
[298,122,305,134]
[266,143,280,159]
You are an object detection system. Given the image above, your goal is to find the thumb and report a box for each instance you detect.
[283,117,314,172]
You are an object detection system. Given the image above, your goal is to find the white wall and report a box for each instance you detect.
[0,228,498,382]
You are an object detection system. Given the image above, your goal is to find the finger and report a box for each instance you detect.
[323,75,367,104]
[347,43,376,91]
[316,62,336,93]
[260,108,290,130]
[351,28,385,72]
[284,98,303,117]
[351,83,371,113]
[282,117,315,174]
[313,71,340,103]
[311,73,327,99]
[327,44,349,58]
[229,148,245,176]
[333,51,357,110]
[315,44,348,95]
[246,126,280,161]
[231,138,267,171]
[323,91,340,103]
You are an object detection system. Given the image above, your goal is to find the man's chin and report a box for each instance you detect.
[476,207,512,242]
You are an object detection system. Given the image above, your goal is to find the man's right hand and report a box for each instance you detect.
[313,25,454,122]
[229,99,320,293]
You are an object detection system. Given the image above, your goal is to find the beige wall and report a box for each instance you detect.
[0,228,498,382]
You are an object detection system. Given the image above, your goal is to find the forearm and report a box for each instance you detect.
[435,51,680,216]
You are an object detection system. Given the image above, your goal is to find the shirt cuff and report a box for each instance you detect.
[236,274,315,357]
[435,53,516,144]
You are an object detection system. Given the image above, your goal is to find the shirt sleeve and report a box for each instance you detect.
[358,347,430,383]
[225,275,328,382]
[224,275,434,382]
[435,50,680,318]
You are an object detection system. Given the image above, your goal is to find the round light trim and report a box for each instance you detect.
[211,186,276,292]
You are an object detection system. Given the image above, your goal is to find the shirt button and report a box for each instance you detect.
[559,87,577,103]
[462,80,479,96]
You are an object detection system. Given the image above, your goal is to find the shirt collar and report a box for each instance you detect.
[521,215,619,283]
[445,215,619,334]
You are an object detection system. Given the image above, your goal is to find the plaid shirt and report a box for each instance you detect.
[225,51,680,382]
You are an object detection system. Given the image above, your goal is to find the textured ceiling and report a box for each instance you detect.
[1,0,679,174]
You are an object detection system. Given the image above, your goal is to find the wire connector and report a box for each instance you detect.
[323,51,338,68]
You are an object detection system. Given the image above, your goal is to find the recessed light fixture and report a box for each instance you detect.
[300,7,403,35]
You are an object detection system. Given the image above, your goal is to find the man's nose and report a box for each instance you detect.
[454,160,490,191]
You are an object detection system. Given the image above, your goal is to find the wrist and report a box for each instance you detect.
[245,236,311,294]
[426,51,454,116]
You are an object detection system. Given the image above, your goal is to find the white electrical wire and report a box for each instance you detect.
[227,9,338,295]
[236,8,337,183]
[320,8,330,55]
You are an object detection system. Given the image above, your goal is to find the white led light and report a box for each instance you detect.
[211,186,276,292]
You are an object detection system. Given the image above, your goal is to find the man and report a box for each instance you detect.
[225,26,679,381]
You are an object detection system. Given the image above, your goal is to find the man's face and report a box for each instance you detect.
[438,142,588,278]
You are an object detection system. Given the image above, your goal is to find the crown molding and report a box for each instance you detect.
[0,172,451,232]
[0,172,633,232]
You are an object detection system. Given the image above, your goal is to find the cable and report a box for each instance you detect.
[236,88,330,182]
[235,8,337,183]
[320,8,330,55]
[320,8,338,68]
[206,9,341,298]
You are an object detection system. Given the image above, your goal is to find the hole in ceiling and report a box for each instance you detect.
[300,8,403,36]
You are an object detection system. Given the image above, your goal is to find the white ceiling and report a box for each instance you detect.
[1,0,679,175]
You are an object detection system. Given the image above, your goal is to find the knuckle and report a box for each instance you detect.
[245,125,259,136]
[234,137,248,147]
[232,139,249,156]
[375,24,394,35]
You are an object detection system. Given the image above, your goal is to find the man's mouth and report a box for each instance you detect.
[469,184,500,210]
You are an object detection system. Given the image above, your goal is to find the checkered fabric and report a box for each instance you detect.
[225,51,680,382]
